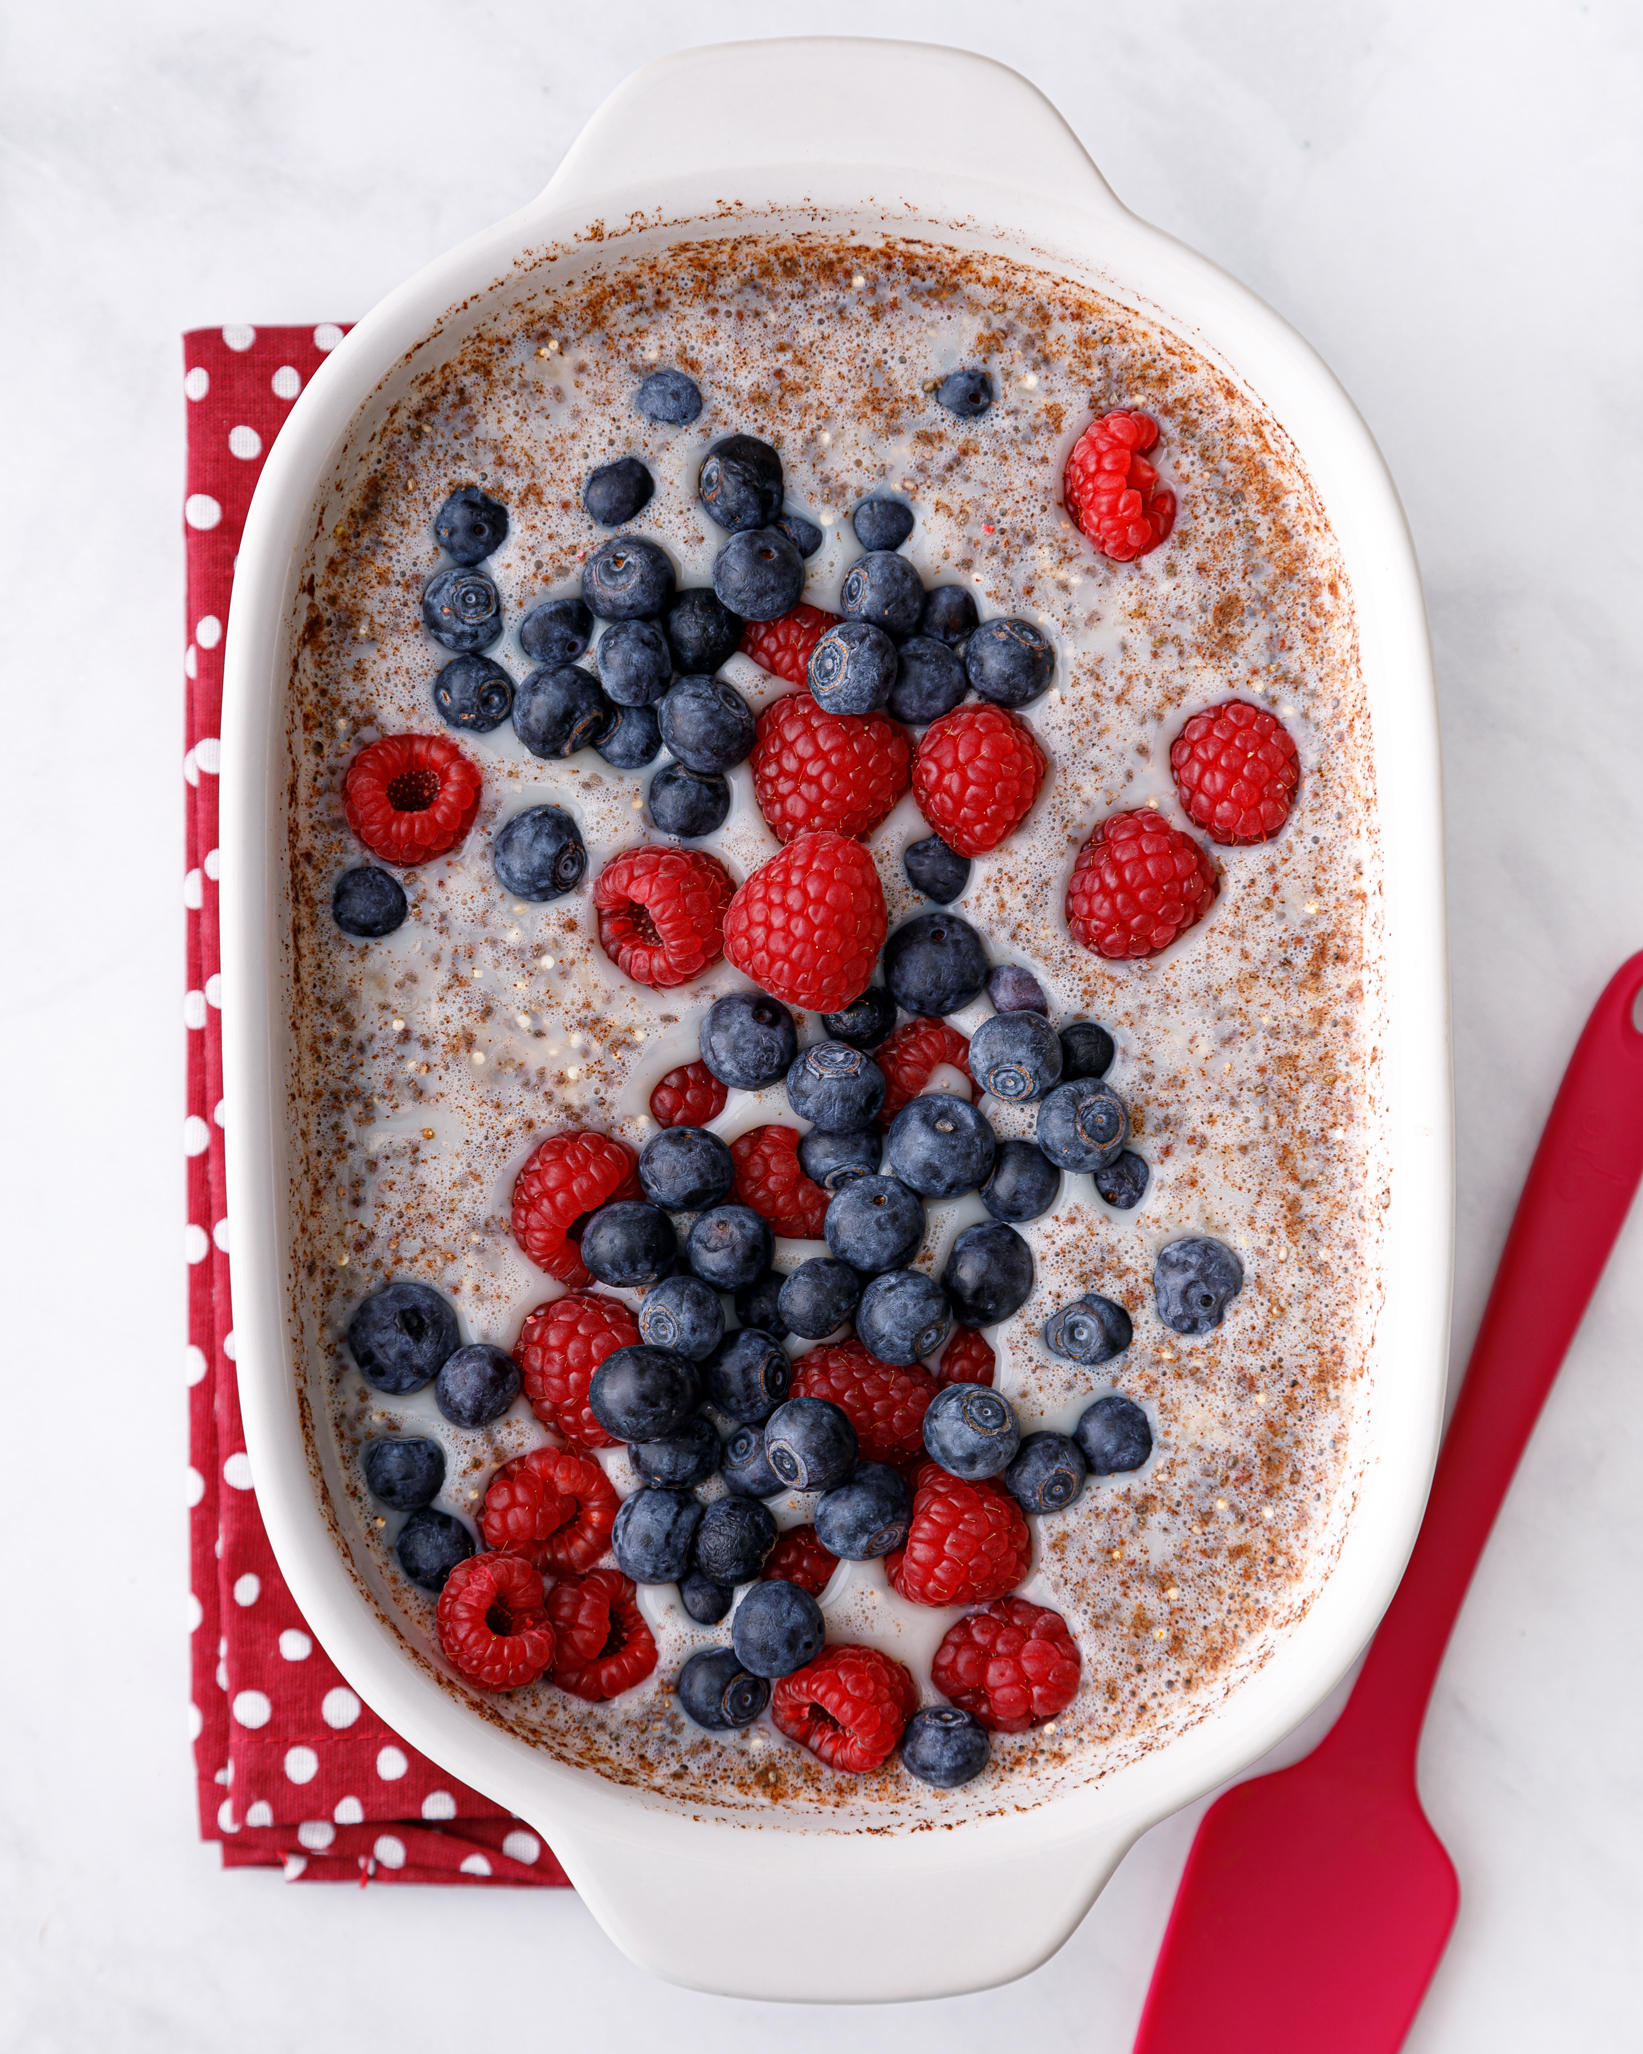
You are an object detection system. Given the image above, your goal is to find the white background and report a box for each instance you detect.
[4,2,1642,2048]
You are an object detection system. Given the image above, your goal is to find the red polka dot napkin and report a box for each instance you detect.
[184,325,568,1887]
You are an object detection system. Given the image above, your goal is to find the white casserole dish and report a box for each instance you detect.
[220,36,1452,2002]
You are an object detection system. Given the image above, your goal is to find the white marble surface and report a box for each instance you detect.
[5,1,1642,2046]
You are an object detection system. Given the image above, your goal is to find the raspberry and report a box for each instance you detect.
[936,1325,996,1387]
[1065,809,1219,960]
[594,846,735,989]
[545,1568,617,1665]
[885,1462,1033,1608]
[931,1596,1083,1732]
[481,1447,618,1574]
[911,704,1046,857]
[550,1569,658,1701]
[731,1124,829,1240]
[342,733,483,866]
[648,1061,728,1129]
[511,1134,641,1289]
[771,1643,918,1773]
[723,831,886,1012]
[480,1449,572,1556]
[751,692,912,844]
[515,1291,636,1446]
[1169,698,1299,845]
[874,1016,972,1131]
[1062,409,1177,562]
[761,1524,839,1596]
[793,1338,937,1466]
[739,602,841,686]
[435,1552,556,1691]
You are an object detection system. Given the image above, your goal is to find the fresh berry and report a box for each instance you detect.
[902,1705,990,1787]
[435,1343,521,1427]
[433,652,513,733]
[550,1568,658,1701]
[612,1485,704,1582]
[650,1063,728,1135]
[1063,409,1175,561]
[731,1124,830,1239]
[823,986,898,1052]
[919,584,979,645]
[361,1436,445,1510]
[594,703,662,769]
[731,1579,826,1678]
[1059,1020,1115,1078]
[798,1127,882,1194]
[853,497,914,550]
[785,1043,886,1133]
[515,1289,637,1446]
[700,992,798,1090]
[579,1199,676,1288]
[856,1270,953,1366]
[637,367,703,424]
[588,1343,701,1441]
[931,1596,1082,1732]
[936,1326,996,1387]
[874,1016,973,1130]
[777,509,823,558]
[723,831,888,1012]
[492,803,587,902]
[888,636,968,726]
[1004,1432,1088,1516]
[678,1647,770,1730]
[544,1570,614,1665]
[664,587,741,673]
[807,619,898,716]
[1037,1076,1127,1171]
[594,618,672,705]
[346,1279,459,1394]
[481,1447,619,1574]
[629,1410,722,1487]
[583,455,654,526]
[739,602,842,686]
[686,1204,774,1291]
[981,1139,1062,1224]
[593,845,735,989]
[1067,807,1219,959]
[395,1506,474,1591]
[903,835,970,904]
[761,1525,838,1594]
[1075,1394,1154,1475]
[1154,1237,1244,1335]
[1044,1292,1132,1365]
[699,433,784,532]
[884,1094,996,1200]
[823,1174,925,1274]
[988,963,1047,1014]
[763,1395,858,1491]
[433,485,508,566]
[735,1270,790,1338]
[839,551,924,640]
[934,369,993,417]
[582,534,675,620]
[940,1220,1034,1327]
[520,596,594,667]
[1094,1151,1150,1210]
[968,1011,1062,1104]
[648,764,731,838]
[658,673,756,774]
[814,1461,913,1559]
[751,691,911,844]
[637,1125,734,1213]
[513,665,616,758]
[912,703,1046,857]
[772,1644,917,1772]
[636,1274,724,1361]
[702,1325,792,1423]
[922,1382,1020,1479]
[792,1339,936,1466]
[885,1462,1032,1607]
[436,1552,554,1690]
[422,567,503,653]
[331,864,407,938]
[713,527,805,621]
[777,1257,861,1339]
[680,1570,733,1623]
[883,909,990,1017]
[342,734,483,866]
[964,618,1055,709]
[1171,698,1300,844]
[722,1421,785,1499]
[692,1496,777,1584]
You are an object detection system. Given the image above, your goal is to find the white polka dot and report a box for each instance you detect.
[184,644,197,679]
[184,1224,209,1265]
[214,1100,228,1129]
[185,493,222,530]
[196,614,223,649]
[372,1834,406,1870]
[212,1218,230,1252]
[232,1689,272,1729]
[216,1751,230,1780]
[223,1451,253,1491]
[188,1702,203,1742]
[420,1790,457,1820]
[282,1854,308,1880]
[278,1628,313,1661]
[222,1329,237,1358]
[184,1115,210,1156]
[375,1746,409,1781]
[321,1687,361,1729]
[184,747,199,787]
[228,425,262,460]
[314,324,344,352]
[183,868,203,909]
[205,972,223,1007]
[203,847,221,881]
[217,1799,239,1833]
[215,1658,228,1691]
[233,1573,261,1607]
[222,324,256,351]
[184,990,207,1029]
[501,1829,541,1866]
[284,1745,319,1784]
[245,1799,273,1828]
[185,1342,208,1386]
[272,365,302,399]
[184,366,210,401]
[194,737,221,775]
[186,1590,203,1631]
[298,1818,335,1850]
[459,1853,492,1876]
[333,1794,363,1825]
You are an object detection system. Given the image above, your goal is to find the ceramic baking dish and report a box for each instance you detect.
[220,36,1452,2003]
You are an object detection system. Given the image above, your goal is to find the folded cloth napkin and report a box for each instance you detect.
[184,324,568,1887]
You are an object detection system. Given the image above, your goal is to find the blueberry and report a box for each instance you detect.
[941,1221,1034,1326]
[492,804,587,902]
[1154,1238,1244,1336]
[1075,1393,1154,1475]
[520,596,594,668]
[965,618,1055,709]
[702,1326,792,1423]
[712,527,804,621]
[823,1175,925,1274]
[332,865,407,938]
[583,455,654,526]
[721,1421,784,1498]
[776,508,823,558]
[1037,1078,1127,1172]
[807,620,898,716]
[648,763,730,838]
[734,1270,790,1339]
[934,368,994,418]
[594,702,662,769]
[763,1395,858,1491]
[888,637,968,726]
[612,1485,703,1583]
[395,1505,474,1591]
[1095,1151,1151,1211]
[638,1126,735,1213]
[579,1199,677,1287]
[852,497,915,551]
[884,1095,996,1201]
[677,1646,770,1730]
[988,964,1048,1015]
[433,485,508,566]
[922,1382,1020,1480]
[361,1436,446,1510]
[969,1011,1062,1104]
[902,1705,990,1788]
[814,1461,912,1559]
[659,674,756,774]
[699,991,797,1090]
[902,835,971,905]
[731,1579,825,1678]
[1005,1431,1088,1516]
[693,1496,777,1584]
[698,433,784,532]
[822,986,897,1051]
[432,653,513,733]
[688,1206,775,1291]
[839,550,925,640]
[1044,1292,1132,1365]
[346,1280,459,1394]
[919,584,980,646]
[434,1343,521,1427]
[589,1344,702,1442]
[595,618,672,706]
[637,1274,725,1361]
[422,567,503,653]
[981,1138,1062,1224]
[1059,1020,1116,1080]
[629,1411,723,1487]
[856,1269,952,1365]
[513,665,616,758]
[785,1041,886,1132]
[883,910,989,1016]
[583,535,675,620]
[777,1258,861,1340]
[798,1126,882,1194]
[679,1571,734,1624]
[664,587,742,674]
[636,367,703,425]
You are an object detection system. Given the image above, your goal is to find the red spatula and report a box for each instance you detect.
[1134,952,1643,2054]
